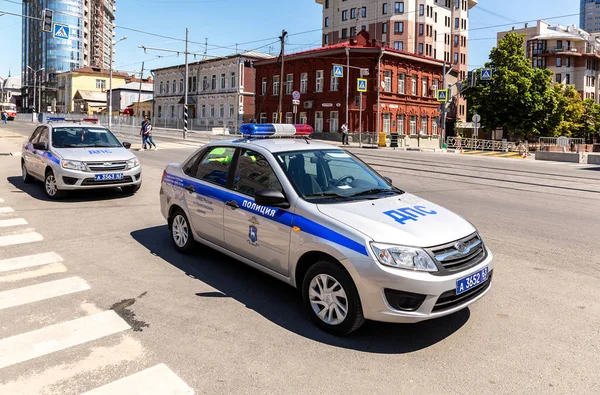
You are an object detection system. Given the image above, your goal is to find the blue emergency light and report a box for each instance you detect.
[240,123,313,137]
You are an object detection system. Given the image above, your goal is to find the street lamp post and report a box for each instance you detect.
[109,36,127,130]
[26,66,44,114]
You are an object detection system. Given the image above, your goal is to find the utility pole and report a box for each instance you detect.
[137,62,145,118]
[278,29,287,123]
[345,48,350,127]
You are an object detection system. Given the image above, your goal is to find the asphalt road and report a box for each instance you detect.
[1,121,599,394]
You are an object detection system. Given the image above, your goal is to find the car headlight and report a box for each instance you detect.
[370,242,438,272]
[127,157,140,169]
[61,160,86,171]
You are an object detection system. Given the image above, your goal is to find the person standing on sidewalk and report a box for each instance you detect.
[341,122,349,145]
[1,112,7,125]
[144,118,157,151]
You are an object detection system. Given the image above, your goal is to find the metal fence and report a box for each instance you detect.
[539,136,586,152]
[445,136,525,152]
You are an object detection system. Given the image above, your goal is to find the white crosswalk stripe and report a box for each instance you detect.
[0,310,130,370]
[0,276,90,310]
[0,232,43,247]
[0,207,15,213]
[0,262,67,283]
[0,218,28,227]
[0,252,63,273]
[81,364,194,395]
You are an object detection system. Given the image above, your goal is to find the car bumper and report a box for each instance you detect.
[54,167,142,190]
[351,248,494,323]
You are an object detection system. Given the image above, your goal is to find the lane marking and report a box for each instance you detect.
[0,252,63,273]
[0,310,130,370]
[0,218,28,228]
[0,262,68,283]
[0,207,15,213]
[0,232,43,247]
[0,276,90,310]
[82,363,194,395]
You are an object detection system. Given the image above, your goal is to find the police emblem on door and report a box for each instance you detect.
[249,225,258,244]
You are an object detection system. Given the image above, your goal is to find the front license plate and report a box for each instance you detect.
[456,267,489,295]
[94,173,123,181]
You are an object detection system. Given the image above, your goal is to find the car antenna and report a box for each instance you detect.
[303,136,311,144]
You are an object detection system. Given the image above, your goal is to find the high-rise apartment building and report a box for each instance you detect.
[21,0,116,111]
[581,0,600,33]
[315,0,476,121]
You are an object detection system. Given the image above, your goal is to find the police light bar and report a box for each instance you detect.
[82,118,99,123]
[46,117,66,122]
[240,123,313,137]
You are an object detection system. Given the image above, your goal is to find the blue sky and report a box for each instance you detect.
[0,0,579,80]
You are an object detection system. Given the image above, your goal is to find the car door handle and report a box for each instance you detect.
[185,184,195,193]
[226,200,239,209]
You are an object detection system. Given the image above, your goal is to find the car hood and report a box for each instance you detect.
[316,193,476,248]
[53,147,135,162]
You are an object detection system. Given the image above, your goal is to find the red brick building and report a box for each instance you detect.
[254,31,446,142]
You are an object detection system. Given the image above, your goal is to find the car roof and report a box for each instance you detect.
[211,137,343,154]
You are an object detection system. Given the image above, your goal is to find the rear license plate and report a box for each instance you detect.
[456,267,489,295]
[94,173,123,181]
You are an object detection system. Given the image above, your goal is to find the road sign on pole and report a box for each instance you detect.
[437,89,448,102]
[472,114,481,124]
[333,65,344,78]
[53,23,70,40]
[481,69,492,81]
[357,78,367,92]
[292,91,300,100]
[292,99,300,105]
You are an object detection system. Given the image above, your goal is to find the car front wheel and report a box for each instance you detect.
[169,209,195,253]
[44,170,65,199]
[302,261,365,335]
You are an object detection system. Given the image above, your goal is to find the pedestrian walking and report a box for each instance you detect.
[144,118,157,151]
[341,122,349,145]
[140,116,152,150]
[1,112,7,125]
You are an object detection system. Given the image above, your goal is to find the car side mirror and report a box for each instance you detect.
[122,142,132,149]
[383,176,393,185]
[33,142,48,151]
[254,190,290,209]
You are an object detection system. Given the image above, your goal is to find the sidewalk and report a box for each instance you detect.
[0,128,27,156]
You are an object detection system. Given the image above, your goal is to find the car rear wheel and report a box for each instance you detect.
[44,170,65,199]
[22,161,33,183]
[302,261,365,335]
[169,209,195,253]
[122,184,141,194]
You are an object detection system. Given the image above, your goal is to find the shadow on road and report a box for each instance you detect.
[131,225,470,354]
[7,176,133,202]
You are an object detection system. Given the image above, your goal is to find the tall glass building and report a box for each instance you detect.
[21,0,116,112]
[581,0,600,33]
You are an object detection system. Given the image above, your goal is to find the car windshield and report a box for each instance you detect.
[275,149,404,203]
[51,127,123,148]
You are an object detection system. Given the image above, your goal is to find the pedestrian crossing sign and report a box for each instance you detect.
[481,68,492,80]
[53,23,70,40]
[333,65,344,78]
[357,78,367,92]
[437,89,448,102]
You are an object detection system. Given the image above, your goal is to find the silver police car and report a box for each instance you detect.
[21,118,142,199]
[159,124,493,335]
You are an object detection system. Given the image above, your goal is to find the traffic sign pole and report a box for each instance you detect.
[359,92,363,148]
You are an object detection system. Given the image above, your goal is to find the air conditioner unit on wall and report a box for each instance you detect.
[303,100,314,109]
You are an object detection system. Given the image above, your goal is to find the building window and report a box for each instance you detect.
[410,115,416,135]
[397,114,404,134]
[325,17,329,27]
[159,82,163,94]
[219,73,225,89]
[96,79,106,90]
[172,80,176,93]
[351,8,356,19]
[325,0,329,8]
[158,105,162,117]
[272,112,278,123]
[394,41,403,51]
[453,52,459,63]
[330,111,339,133]
[455,18,459,29]
[342,10,348,21]
[556,40,562,49]
[260,113,267,123]
[300,112,307,124]
[394,22,404,33]
[210,104,215,117]
[455,0,459,9]
[454,35,459,46]
[432,117,439,135]
[286,74,293,94]
[361,7,367,17]
[273,75,280,95]
[422,77,428,97]
[230,72,236,89]
[316,70,324,92]
[419,4,424,15]
[342,28,348,39]
[566,74,570,84]
[171,105,175,118]
[419,43,424,54]
[566,57,571,67]
[165,82,169,94]
[398,73,405,94]
[300,73,308,93]
[382,2,388,14]
[421,116,428,134]
[324,34,329,45]
[261,77,267,95]
[229,104,234,119]
[433,78,439,96]
[211,75,216,90]
[315,111,323,132]
[202,76,208,90]
[201,105,206,118]
[219,104,224,118]
[395,2,404,13]
[192,76,197,91]
[285,112,293,124]
[384,70,391,92]
[556,57,562,67]
[350,27,356,37]
[331,70,339,91]
[411,75,417,95]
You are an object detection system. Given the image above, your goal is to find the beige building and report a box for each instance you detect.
[315,0,476,121]
[498,21,600,102]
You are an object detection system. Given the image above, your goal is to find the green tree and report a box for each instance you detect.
[555,85,585,137]
[578,98,600,139]
[464,32,556,139]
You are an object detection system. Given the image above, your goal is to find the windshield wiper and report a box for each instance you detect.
[350,188,399,197]
[305,192,347,199]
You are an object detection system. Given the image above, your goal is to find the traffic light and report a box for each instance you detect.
[41,8,53,33]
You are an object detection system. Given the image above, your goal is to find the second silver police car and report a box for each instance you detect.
[159,124,493,335]
[21,118,142,199]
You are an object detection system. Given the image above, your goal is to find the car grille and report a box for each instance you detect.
[81,176,133,186]
[86,161,127,172]
[427,233,486,274]
[432,271,493,312]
